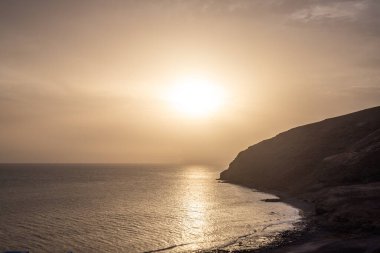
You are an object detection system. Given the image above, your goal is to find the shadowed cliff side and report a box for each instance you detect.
[220,106,380,245]
[220,106,380,192]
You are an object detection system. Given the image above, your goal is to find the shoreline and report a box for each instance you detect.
[216,106,380,252]
[206,182,380,253]
[201,183,315,253]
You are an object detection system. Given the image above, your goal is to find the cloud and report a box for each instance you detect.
[290,0,369,22]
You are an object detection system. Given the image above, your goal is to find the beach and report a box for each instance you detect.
[205,182,380,253]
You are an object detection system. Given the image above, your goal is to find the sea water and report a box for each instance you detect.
[0,164,300,252]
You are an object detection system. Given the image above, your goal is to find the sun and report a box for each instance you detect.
[167,76,224,117]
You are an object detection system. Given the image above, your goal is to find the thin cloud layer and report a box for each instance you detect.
[290,0,369,22]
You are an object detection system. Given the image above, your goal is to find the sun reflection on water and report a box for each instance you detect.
[180,166,211,249]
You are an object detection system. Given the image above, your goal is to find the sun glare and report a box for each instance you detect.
[167,76,224,117]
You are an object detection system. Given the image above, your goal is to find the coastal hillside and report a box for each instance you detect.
[220,106,380,192]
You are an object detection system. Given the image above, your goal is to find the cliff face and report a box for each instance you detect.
[220,106,380,192]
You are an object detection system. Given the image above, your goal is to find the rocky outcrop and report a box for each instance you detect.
[220,106,380,192]
[220,106,380,234]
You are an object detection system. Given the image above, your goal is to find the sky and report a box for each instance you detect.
[0,0,379,165]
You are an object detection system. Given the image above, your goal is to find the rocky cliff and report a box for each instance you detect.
[220,106,380,193]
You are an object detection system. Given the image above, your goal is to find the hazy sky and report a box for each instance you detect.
[0,0,379,165]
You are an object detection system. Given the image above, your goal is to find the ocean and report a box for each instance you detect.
[0,164,300,252]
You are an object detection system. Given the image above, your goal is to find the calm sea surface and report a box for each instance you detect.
[0,164,300,252]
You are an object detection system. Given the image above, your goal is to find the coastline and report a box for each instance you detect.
[200,183,314,253]
[214,107,380,253]
[204,182,380,253]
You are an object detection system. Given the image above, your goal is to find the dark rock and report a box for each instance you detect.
[261,198,281,202]
[220,106,380,236]
[220,106,380,191]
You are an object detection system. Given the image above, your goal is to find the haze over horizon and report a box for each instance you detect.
[1,0,379,165]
